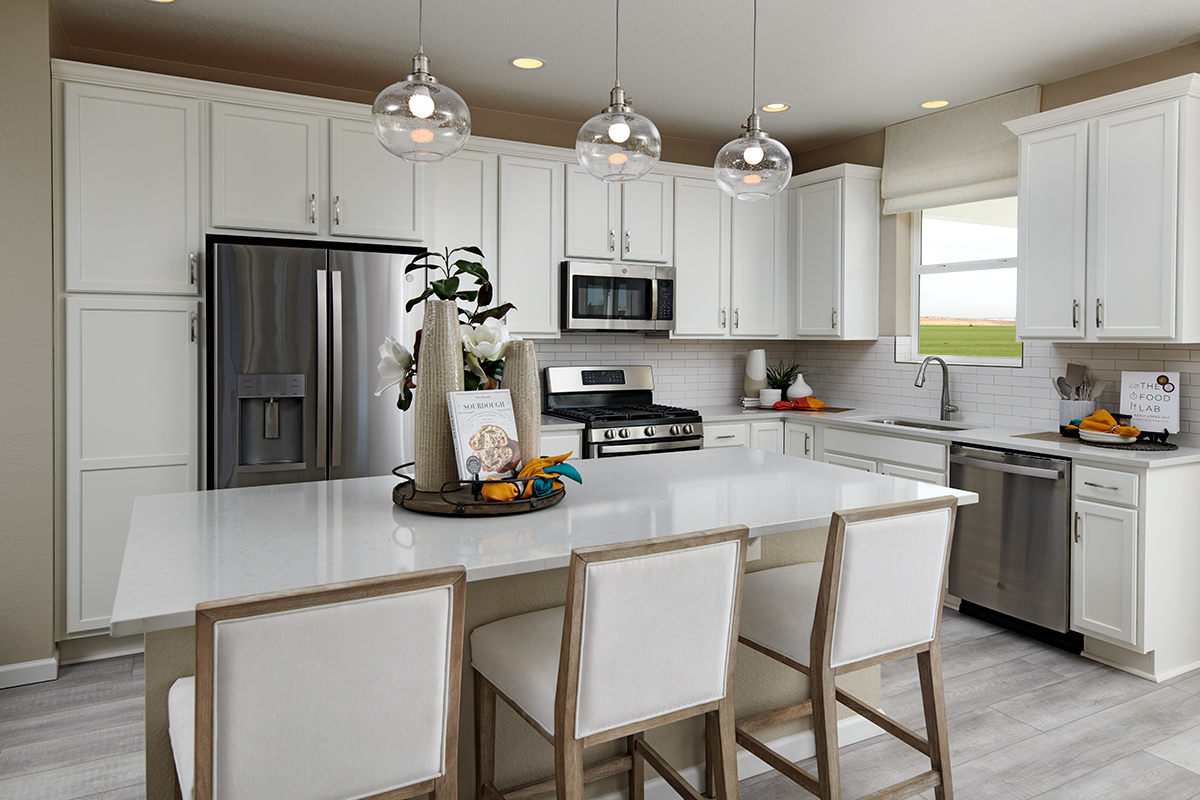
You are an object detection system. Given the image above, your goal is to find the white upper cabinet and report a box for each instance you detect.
[329,119,425,241]
[788,164,881,340]
[499,155,563,337]
[211,102,320,234]
[1007,75,1200,342]
[63,83,200,294]
[672,177,730,337]
[564,166,673,263]
[729,192,787,338]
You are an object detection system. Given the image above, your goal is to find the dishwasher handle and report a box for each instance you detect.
[949,453,1064,480]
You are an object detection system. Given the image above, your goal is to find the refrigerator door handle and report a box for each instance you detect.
[316,269,328,468]
[331,269,344,468]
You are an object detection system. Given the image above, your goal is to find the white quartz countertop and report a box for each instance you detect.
[696,403,1200,468]
[110,448,975,637]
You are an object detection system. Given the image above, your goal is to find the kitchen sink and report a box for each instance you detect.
[861,417,978,432]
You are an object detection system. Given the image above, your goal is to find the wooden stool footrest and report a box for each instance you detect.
[856,769,941,800]
[735,699,815,735]
[834,688,930,757]
[633,739,706,800]
[489,754,634,800]
[733,727,821,797]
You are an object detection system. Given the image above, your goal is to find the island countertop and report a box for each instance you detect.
[110,447,976,638]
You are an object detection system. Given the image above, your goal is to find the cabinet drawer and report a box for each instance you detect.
[1074,465,1139,507]
[823,428,946,471]
[704,422,748,448]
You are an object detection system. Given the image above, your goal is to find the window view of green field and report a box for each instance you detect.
[919,318,1021,359]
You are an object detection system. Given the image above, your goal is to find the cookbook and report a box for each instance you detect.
[446,389,522,480]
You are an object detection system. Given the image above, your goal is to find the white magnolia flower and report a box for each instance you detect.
[374,336,413,396]
[460,318,512,364]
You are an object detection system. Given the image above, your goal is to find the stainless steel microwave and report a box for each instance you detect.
[560,261,675,332]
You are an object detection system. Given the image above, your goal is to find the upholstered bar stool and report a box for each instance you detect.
[470,525,750,800]
[166,566,466,800]
[735,496,959,800]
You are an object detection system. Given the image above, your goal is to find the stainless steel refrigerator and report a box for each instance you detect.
[210,239,424,489]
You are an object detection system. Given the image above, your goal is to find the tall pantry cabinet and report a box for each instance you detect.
[59,80,200,634]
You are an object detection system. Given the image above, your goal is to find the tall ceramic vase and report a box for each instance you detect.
[414,299,464,492]
[744,349,767,398]
[501,340,541,468]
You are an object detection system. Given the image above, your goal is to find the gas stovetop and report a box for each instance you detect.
[548,403,701,426]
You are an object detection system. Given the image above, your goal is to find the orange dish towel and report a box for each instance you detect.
[480,452,575,502]
[1072,409,1140,437]
[773,396,827,411]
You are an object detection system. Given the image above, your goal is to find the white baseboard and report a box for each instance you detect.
[58,632,144,666]
[0,649,59,689]
[592,714,884,800]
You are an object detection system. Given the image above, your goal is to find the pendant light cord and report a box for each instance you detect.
[751,0,758,112]
[418,0,424,52]
[615,0,621,87]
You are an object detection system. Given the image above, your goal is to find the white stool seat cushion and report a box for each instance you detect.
[471,607,565,736]
[168,676,197,800]
[738,562,823,668]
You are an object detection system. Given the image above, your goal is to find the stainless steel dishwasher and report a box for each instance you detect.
[948,444,1072,634]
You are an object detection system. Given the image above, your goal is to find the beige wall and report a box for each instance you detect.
[0,0,55,668]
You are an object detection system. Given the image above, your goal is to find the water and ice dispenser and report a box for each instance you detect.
[236,374,306,469]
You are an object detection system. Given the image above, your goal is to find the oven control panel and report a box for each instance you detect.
[582,370,626,385]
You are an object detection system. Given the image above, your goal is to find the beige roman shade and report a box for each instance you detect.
[881,85,1041,215]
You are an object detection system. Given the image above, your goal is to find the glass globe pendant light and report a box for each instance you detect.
[576,0,661,182]
[714,0,792,200]
[372,0,470,163]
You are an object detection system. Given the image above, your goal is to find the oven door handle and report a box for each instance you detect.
[949,453,1063,480]
[598,438,702,456]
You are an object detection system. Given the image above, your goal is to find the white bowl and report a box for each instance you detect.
[1079,429,1137,445]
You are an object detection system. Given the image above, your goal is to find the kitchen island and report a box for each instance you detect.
[112,447,976,800]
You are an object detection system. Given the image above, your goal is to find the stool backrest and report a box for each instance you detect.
[558,526,749,742]
[816,497,958,670]
[194,566,466,800]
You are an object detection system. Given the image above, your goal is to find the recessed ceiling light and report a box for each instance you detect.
[510,57,545,70]
[921,100,950,109]
[761,103,789,112]
[147,0,176,3]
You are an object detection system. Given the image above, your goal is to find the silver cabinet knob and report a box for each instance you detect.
[644,426,655,436]
[683,424,694,435]
[604,429,616,440]
[618,428,630,439]
[670,425,680,436]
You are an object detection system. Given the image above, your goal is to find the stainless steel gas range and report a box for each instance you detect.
[543,365,704,458]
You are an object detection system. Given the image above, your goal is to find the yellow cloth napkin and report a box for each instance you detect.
[480,452,573,502]
[1072,409,1140,437]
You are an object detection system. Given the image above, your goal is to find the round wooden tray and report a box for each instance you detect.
[392,468,566,516]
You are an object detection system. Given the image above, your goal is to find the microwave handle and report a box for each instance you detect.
[651,278,659,322]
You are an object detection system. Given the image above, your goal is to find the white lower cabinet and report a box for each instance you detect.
[1072,497,1139,647]
[539,428,583,460]
[65,296,199,634]
[703,421,750,449]
[821,427,948,484]
[749,421,783,453]
[783,420,815,460]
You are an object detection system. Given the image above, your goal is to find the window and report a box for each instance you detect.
[912,197,1021,365]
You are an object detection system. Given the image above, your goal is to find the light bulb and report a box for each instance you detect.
[411,128,434,144]
[608,120,631,143]
[743,174,762,184]
[743,145,764,166]
[608,152,628,165]
[408,88,435,119]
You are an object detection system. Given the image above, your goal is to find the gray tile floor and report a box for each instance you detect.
[3,610,1200,799]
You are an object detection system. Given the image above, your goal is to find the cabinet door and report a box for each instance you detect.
[792,179,841,336]
[730,194,786,337]
[63,83,200,294]
[65,297,198,633]
[211,103,320,234]
[540,429,583,459]
[1072,499,1139,647]
[749,420,783,453]
[621,174,673,263]
[703,422,749,448]
[783,421,815,459]
[824,452,876,473]
[499,155,563,337]
[329,118,424,241]
[672,177,730,337]
[565,164,617,260]
[880,462,946,486]
[1093,100,1178,339]
[1017,123,1088,339]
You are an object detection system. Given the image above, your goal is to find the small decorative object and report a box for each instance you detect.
[787,372,813,401]
[446,389,521,480]
[744,349,767,398]
[413,299,464,491]
[759,388,782,405]
[501,340,541,470]
[766,361,803,392]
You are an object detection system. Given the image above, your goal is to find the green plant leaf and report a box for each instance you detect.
[469,302,515,324]
[476,281,493,307]
[450,245,485,259]
[464,371,482,392]
[431,276,460,299]
[453,261,489,283]
[458,291,478,303]
[405,286,434,312]
[397,382,413,411]
[404,252,439,273]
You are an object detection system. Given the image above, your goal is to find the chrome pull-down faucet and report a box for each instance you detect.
[915,356,958,420]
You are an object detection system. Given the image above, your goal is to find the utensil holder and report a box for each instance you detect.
[1059,399,1096,434]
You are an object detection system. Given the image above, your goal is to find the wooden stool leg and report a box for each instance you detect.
[810,666,842,800]
[474,671,497,800]
[628,732,645,800]
[555,736,586,800]
[711,700,739,800]
[918,646,953,800]
[704,712,718,798]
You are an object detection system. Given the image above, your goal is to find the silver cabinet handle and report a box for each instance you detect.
[334,195,341,226]
[331,270,344,469]
[189,311,197,343]
[1074,511,1081,543]
[721,308,727,328]
[188,252,196,285]
[309,193,316,224]
[1083,481,1121,491]
[831,307,837,330]
[1096,298,1103,327]
[804,433,810,456]
[315,269,328,468]
[625,230,631,254]
[609,229,616,252]
[1072,299,1079,328]
[949,453,1063,480]
[735,308,740,329]
[716,434,736,440]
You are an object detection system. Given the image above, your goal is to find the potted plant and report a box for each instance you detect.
[767,361,814,401]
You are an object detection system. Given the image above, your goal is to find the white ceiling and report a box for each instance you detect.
[51,0,1200,152]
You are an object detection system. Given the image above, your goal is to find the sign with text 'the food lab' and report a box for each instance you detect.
[1120,371,1180,433]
